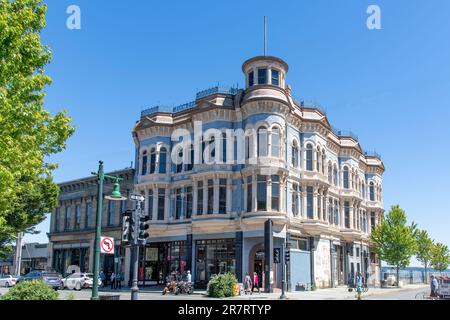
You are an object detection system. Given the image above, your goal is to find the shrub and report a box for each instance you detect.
[2,280,59,300]
[207,273,237,298]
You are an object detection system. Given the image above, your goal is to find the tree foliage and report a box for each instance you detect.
[370,205,417,285]
[415,229,434,278]
[0,0,74,254]
[430,243,450,272]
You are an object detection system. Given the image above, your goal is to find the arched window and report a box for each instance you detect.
[159,147,167,174]
[150,148,156,174]
[343,167,349,189]
[209,136,215,162]
[185,144,194,171]
[306,144,313,171]
[271,127,280,157]
[176,148,183,173]
[141,151,148,175]
[369,182,375,201]
[291,141,299,167]
[257,127,268,157]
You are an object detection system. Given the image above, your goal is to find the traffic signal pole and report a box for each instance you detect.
[130,201,141,300]
[280,241,287,299]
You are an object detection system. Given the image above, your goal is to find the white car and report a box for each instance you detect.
[0,275,17,287]
[62,273,101,290]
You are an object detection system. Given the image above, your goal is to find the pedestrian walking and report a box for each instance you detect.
[99,270,105,287]
[355,272,363,300]
[117,271,123,289]
[244,273,252,294]
[110,272,116,289]
[252,272,260,294]
[430,275,439,297]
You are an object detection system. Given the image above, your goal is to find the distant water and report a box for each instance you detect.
[382,266,450,273]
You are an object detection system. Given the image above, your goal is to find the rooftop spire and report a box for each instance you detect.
[264,16,267,56]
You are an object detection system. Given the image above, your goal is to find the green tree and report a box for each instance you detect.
[430,243,450,273]
[370,205,417,287]
[415,230,434,282]
[0,0,74,255]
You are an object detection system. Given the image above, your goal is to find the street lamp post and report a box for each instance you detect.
[91,161,127,300]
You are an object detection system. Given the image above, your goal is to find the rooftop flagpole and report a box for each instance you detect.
[264,16,267,56]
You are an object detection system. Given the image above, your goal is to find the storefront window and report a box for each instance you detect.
[140,241,187,285]
[195,239,235,286]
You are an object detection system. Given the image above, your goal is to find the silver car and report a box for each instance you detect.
[62,273,101,290]
[0,275,17,287]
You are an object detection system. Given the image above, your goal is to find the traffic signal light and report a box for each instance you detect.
[273,248,281,264]
[138,213,150,241]
[285,249,290,263]
[121,210,133,245]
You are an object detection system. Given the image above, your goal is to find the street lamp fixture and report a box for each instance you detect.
[91,161,126,300]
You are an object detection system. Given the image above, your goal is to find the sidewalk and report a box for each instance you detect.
[226,284,428,300]
[97,284,428,300]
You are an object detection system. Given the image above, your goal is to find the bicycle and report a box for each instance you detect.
[414,290,440,300]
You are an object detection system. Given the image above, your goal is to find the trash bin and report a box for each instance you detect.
[99,294,121,300]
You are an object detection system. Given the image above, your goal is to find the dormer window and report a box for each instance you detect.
[248,71,254,86]
[271,69,279,86]
[257,68,267,84]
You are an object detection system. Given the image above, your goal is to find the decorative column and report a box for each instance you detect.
[144,187,149,217]
[213,177,219,214]
[349,201,354,230]
[152,187,158,221]
[313,186,318,220]
[340,201,345,229]
[252,173,257,212]
[302,187,307,219]
[226,178,232,214]
[164,188,170,220]
[202,179,208,215]
[325,192,329,223]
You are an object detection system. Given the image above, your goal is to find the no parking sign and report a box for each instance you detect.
[100,236,115,255]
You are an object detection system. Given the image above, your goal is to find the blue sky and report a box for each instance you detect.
[24,0,450,266]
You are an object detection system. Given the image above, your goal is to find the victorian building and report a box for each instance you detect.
[133,55,384,290]
[47,168,134,284]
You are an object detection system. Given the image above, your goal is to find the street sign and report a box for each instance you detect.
[130,194,145,202]
[100,236,115,254]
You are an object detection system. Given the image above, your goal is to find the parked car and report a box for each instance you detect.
[62,273,101,290]
[16,270,63,290]
[0,275,17,287]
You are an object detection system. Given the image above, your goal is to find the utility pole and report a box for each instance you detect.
[14,232,23,277]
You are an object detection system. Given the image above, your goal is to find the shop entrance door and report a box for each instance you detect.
[254,250,264,290]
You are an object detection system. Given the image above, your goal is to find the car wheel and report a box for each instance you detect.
[75,282,81,291]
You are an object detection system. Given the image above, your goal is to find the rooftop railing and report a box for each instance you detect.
[294,98,327,115]
[332,127,359,141]
[141,86,239,117]
[196,86,239,100]
[363,150,382,159]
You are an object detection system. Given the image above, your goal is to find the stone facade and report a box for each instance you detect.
[132,55,384,289]
[47,168,134,285]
